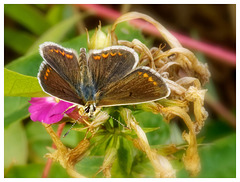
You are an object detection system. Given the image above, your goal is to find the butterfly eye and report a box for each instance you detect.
[84,106,90,113]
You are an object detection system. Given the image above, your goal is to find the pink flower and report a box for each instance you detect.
[28,97,75,124]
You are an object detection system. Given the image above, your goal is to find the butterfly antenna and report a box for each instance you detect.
[63,119,78,138]
[63,109,87,138]
[99,110,130,129]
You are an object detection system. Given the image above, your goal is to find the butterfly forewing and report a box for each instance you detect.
[88,46,139,91]
[40,42,81,87]
[96,66,170,106]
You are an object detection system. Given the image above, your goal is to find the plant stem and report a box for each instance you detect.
[41,123,66,178]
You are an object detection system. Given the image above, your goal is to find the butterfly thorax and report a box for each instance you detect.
[79,48,96,105]
[79,84,95,103]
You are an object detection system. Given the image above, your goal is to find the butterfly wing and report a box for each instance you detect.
[38,62,85,105]
[88,46,139,91]
[39,42,82,87]
[96,66,170,106]
[38,42,95,105]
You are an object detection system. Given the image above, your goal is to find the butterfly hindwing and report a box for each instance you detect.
[38,62,85,105]
[96,66,170,106]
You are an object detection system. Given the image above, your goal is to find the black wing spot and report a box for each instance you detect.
[129,92,133,97]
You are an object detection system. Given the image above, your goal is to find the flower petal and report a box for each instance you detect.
[28,97,75,124]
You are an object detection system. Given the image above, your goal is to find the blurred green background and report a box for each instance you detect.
[4,4,236,178]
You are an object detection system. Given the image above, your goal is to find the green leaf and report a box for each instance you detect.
[169,122,184,145]
[4,27,36,54]
[4,68,48,97]
[4,162,69,178]
[4,4,50,35]
[130,151,155,177]
[134,111,170,145]
[46,5,65,25]
[112,137,133,177]
[35,4,48,11]
[5,163,44,178]
[198,134,236,177]
[141,127,161,133]
[123,127,160,136]
[6,53,43,77]
[176,134,236,177]
[4,121,28,168]
[4,68,47,127]
[90,134,113,156]
[198,118,234,143]
[61,124,86,148]
[26,121,51,142]
[25,122,86,163]
[48,163,70,177]
[26,14,82,55]
[46,5,76,25]
[25,121,52,163]
[75,156,104,177]
[114,22,147,45]
[4,96,30,128]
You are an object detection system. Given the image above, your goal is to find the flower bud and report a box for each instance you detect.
[88,24,111,50]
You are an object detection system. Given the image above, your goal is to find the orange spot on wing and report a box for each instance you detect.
[153,81,157,86]
[45,72,49,76]
[54,49,59,53]
[102,53,109,58]
[118,52,123,56]
[93,55,101,60]
[110,52,117,56]
[50,49,53,52]
[59,50,65,56]
[66,54,73,59]
[148,77,153,82]
[143,73,149,77]
[44,76,47,80]
[138,72,143,75]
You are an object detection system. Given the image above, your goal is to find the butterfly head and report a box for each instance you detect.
[84,102,96,117]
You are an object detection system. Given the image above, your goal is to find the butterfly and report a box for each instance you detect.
[38,42,170,115]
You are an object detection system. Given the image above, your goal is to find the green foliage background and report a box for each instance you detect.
[4,4,236,178]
